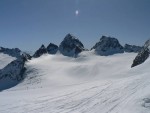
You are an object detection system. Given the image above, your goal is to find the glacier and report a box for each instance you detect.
[0,51,150,113]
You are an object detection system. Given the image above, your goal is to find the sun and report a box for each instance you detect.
[75,10,79,16]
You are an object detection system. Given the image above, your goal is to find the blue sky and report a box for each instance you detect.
[0,0,150,51]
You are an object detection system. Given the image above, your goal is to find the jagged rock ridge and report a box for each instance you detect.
[0,47,32,60]
[0,54,27,91]
[0,46,32,90]
[124,44,142,53]
[0,57,26,81]
[0,47,21,58]
[91,36,124,55]
[59,34,85,57]
[22,52,32,61]
[33,45,47,58]
[131,39,150,67]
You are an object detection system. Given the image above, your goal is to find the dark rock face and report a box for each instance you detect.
[47,43,58,54]
[0,47,21,58]
[0,47,31,90]
[0,47,32,61]
[33,45,47,58]
[91,36,124,55]
[0,57,26,91]
[144,39,150,48]
[131,40,150,67]
[0,58,26,81]
[124,44,142,53]
[59,34,85,57]
[22,52,32,61]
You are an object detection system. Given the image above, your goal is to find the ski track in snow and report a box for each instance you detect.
[0,52,150,113]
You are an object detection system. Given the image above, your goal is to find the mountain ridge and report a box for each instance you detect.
[0,34,149,91]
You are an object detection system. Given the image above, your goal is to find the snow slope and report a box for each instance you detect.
[0,53,16,69]
[0,53,23,91]
[0,52,150,113]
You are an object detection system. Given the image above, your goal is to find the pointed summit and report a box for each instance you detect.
[59,33,85,57]
[47,43,58,54]
[91,36,124,55]
[64,33,78,40]
[33,44,47,58]
[40,45,45,49]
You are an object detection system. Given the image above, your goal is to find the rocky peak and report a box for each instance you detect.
[33,44,47,58]
[63,33,78,41]
[40,45,45,49]
[47,43,58,54]
[91,36,124,55]
[131,39,150,67]
[59,34,85,57]
[124,44,142,53]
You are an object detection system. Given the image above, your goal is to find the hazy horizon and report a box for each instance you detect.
[0,0,150,51]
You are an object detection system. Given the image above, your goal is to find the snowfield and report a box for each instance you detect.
[0,51,150,113]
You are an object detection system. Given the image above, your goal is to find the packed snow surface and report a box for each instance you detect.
[0,51,150,113]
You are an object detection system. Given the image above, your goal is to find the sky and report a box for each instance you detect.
[0,0,150,51]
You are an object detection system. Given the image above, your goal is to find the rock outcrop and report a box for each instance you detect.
[91,36,124,55]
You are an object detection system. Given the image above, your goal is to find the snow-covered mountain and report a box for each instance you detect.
[0,57,26,90]
[0,53,16,69]
[0,51,150,113]
[0,53,17,90]
[0,47,30,90]
[91,36,124,55]
[132,39,150,67]
[59,33,85,57]
[32,35,142,58]
[0,36,150,113]
[0,58,26,80]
